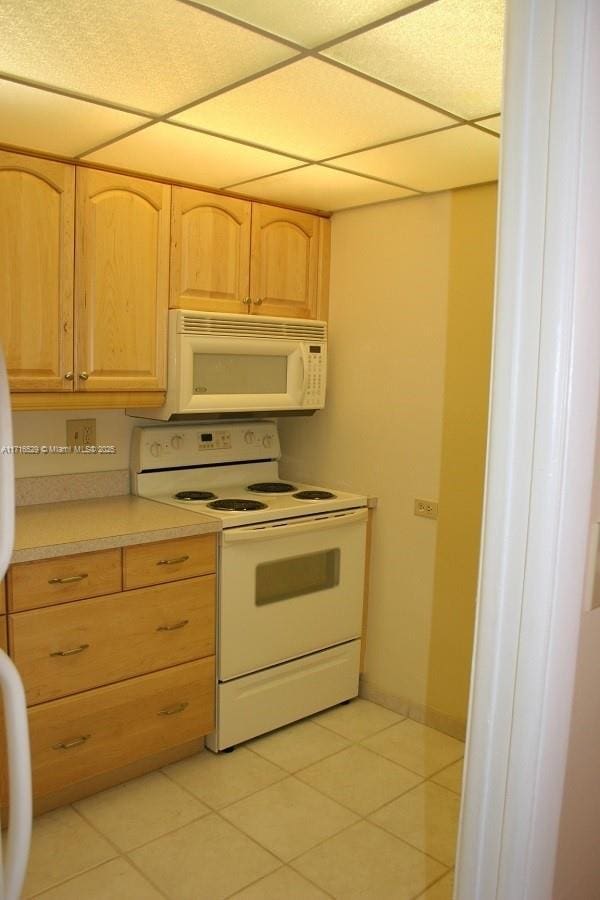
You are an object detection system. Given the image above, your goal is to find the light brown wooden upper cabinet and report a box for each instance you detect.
[75,169,170,392]
[170,189,329,321]
[170,188,251,315]
[0,151,75,392]
[250,204,323,320]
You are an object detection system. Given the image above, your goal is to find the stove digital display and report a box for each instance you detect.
[309,346,321,353]
[200,433,213,442]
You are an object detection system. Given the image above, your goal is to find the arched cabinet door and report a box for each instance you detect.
[249,204,321,319]
[170,188,251,314]
[75,169,170,392]
[0,151,74,391]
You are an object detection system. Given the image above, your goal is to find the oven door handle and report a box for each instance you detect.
[222,508,368,543]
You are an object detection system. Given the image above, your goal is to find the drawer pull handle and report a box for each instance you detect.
[48,573,88,585]
[157,620,189,632]
[53,734,91,750]
[156,555,190,566]
[158,702,189,717]
[50,644,90,658]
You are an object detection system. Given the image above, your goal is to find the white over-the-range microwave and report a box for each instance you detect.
[128,310,327,420]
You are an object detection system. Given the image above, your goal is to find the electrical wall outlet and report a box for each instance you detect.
[414,498,439,519]
[66,418,96,449]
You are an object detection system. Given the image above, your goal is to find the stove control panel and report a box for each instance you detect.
[197,430,231,451]
[132,421,281,471]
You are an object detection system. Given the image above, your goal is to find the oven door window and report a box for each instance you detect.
[193,353,287,395]
[256,548,340,606]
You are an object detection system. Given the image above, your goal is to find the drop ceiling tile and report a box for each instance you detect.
[476,114,501,134]
[0,79,149,157]
[172,57,455,160]
[82,122,303,188]
[0,0,296,115]
[331,126,499,192]
[230,165,417,212]
[323,0,505,119]
[196,0,423,48]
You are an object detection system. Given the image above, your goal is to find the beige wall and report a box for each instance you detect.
[11,409,141,477]
[280,183,497,732]
[427,183,497,724]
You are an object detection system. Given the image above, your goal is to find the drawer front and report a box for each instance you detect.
[29,657,215,798]
[123,535,216,590]
[11,576,215,705]
[9,549,122,612]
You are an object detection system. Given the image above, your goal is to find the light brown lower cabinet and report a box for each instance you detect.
[28,657,214,798]
[4,535,217,813]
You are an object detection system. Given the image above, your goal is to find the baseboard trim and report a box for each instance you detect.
[359,676,467,741]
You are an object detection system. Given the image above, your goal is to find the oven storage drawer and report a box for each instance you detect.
[29,657,215,798]
[209,640,360,751]
[219,509,367,680]
[8,549,122,612]
[10,576,215,705]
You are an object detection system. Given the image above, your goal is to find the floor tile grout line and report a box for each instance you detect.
[27,856,135,900]
[72,795,211,859]
[412,866,455,899]
[366,814,456,871]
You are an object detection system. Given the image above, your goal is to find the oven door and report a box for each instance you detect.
[219,508,368,680]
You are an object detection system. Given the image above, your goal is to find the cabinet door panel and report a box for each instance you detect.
[170,188,251,314]
[0,151,74,391]
[75,169,169,391]
[250,204,320,319]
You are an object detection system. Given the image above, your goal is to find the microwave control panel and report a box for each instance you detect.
[304,344,326,407]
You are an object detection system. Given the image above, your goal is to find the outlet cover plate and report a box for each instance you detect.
[66,418,96,449]
[414,498,439,519]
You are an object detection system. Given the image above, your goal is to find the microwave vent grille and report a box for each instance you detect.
[180,313,326,342]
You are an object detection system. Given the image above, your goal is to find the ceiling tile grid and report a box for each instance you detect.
[85,122,306,189]
[229,164,418,211]
[327,125,500,193]
[0,0,503,212]
[171,57,456,160]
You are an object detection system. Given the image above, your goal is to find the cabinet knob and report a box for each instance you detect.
[253,297,263,306]
[64,371,74,381]
[79,371,89,381]
[242,297,251,306]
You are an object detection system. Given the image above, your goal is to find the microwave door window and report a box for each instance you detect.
[193,353,287,395]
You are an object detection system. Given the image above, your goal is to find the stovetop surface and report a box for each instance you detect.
[135,462,366,527]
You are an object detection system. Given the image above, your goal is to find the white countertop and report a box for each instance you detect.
[13,495,221,564]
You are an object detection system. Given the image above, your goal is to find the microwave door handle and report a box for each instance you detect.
[223,508,368,544]
[299,344,309,404]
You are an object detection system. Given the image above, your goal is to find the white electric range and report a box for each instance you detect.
[131,421,368,751]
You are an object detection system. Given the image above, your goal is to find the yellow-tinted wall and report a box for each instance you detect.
[280,183,497,735]
[426,183,497,724]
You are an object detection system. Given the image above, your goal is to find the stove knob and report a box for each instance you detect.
[149,441,161,458]
[244,430,255,444]
[170,434,183,450]
[262,434,273,449]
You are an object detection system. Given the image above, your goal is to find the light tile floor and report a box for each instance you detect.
[24,699,464,899]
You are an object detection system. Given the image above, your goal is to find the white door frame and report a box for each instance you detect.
[456,0,600,897]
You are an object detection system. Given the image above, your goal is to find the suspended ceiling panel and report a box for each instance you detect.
[0,80,149,157]
[172,57,456,160]
[82,122,303,188]
[332,126,499,193]
[196,0,423,47]
[477,114,502,134]
[230,164,417,211]
[324,0,504,119]
[0,0,296,115]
